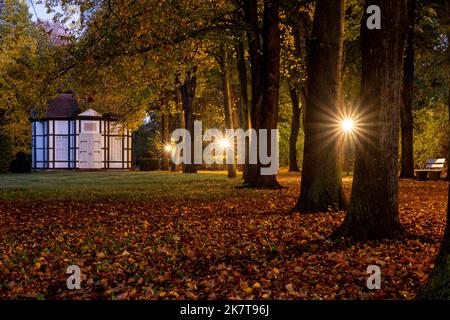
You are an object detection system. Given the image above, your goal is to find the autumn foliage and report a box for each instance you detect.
[0,172,446,299]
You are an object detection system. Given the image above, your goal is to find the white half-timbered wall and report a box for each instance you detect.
[32,115,132,170]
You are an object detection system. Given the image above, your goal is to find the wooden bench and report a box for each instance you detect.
[414,158,446,181]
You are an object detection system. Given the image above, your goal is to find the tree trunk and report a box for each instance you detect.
[132,132,137,169]
[333,0,408,240]
[235,40,251,181]
[288,85,301,172]
[295,0,347,212]
[400,0,416,179]
[249,0,282,189]
[241,0,282,188]
[178,69,197,174]
[220,46,237,178]
[161,108,170,171]
[418,1,450,299]
[300,87,307,129]
[242,0,263,186]
[177,91,185,130]
[171,95,184,172]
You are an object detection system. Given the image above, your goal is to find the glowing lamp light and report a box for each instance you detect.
[341,118,354,133]
[164,144,173,152]
[218,138,231,149]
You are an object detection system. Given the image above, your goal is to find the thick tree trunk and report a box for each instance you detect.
[295,0,347,212]
[400,0,416,179]
[235,40,251,181]
[249,0,282,189]
[288,85,301,172]
[333,0,408,240]
[220,46,237,178]
[178,69,198,174]
[418,1,450,298]
[242,0,263,186]
[161,109,170,171]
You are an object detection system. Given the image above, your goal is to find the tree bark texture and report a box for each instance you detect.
[220,46,237,178]
[235,40,251,181]
[178,68,198,173]
[288,85,301,172]
[333,0,408,240]
[296,0,347,212]
[400,0,416,178]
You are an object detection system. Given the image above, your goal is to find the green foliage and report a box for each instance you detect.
[0,130,13,173]
[277,85,304,167]
[413,102,449,167]
[0,0,66,154]
[53,0,233,130]
[414,2,449,109]
[342,0,363,105]
[277,115,291,167]
[11,0,447,178]
[133,115,161,161]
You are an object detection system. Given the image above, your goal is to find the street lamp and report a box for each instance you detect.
[341,118,354,133]
[164,144,172,153]
[341,118,355,176]
[218,138,231,150]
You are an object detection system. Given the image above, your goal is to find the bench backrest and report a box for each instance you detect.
[425,158,446,169]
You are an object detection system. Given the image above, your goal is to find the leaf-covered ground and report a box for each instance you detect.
[0,171,447,299]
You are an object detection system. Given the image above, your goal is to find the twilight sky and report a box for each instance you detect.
[27,0,62,22]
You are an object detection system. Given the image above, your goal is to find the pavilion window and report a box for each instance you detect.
[55,136,69,161]
[109,137,122,162]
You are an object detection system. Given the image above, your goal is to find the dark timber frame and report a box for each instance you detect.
[31,113,132,170]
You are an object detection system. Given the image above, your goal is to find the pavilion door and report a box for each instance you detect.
[79,133,102,169]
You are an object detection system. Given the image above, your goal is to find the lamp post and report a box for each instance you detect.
[341,118,354,176]
[164,144,172,153]
[163,143,174,171]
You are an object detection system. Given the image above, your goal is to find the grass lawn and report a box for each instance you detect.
[0,171,252,201]
[0,170,447,299]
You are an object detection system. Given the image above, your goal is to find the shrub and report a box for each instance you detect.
[413,103,449,167]
[0,131,13,173]
[10,152,32,173]
[139,158,160,171]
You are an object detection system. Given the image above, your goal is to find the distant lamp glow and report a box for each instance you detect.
[218,138,231,149]
[341,118,354,133]
[164,144,173,153]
